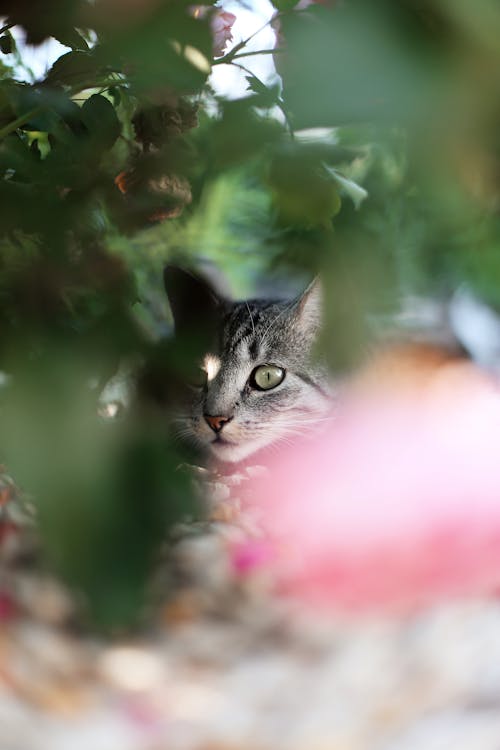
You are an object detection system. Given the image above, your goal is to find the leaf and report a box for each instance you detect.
[323,164,368,209]
[245,75,270,97]
[53,27,90,52]
[268,144,342,227]
[279,4,438,128]
[81,94,121,151]
[11,86,84,136]
[1,0,82,46]
[210,98,283,169]
[0,35,13,55]
[108,86,121,107]
[106,6,212,94]
[45,51,108,90]
[271,0,300,10]
[245,75,280,108]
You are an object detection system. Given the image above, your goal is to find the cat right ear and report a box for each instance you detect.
[163,265,222,336]
[292,277,323,337]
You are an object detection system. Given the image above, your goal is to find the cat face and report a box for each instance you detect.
[165,266,332,463]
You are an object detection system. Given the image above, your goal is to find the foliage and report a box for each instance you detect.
[1,0,500,627]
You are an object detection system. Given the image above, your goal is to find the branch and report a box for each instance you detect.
[0,23,14,35]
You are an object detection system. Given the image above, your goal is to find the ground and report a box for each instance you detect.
[2,465,500,750]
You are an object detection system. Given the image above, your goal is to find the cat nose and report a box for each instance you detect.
[204,414,232,433]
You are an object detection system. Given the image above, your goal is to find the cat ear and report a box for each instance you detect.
[292,277,323,336]
[163,265,223,335]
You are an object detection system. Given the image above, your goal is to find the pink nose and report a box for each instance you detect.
[204,415,232,433]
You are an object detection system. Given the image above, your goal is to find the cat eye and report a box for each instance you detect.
[251,364,285,391]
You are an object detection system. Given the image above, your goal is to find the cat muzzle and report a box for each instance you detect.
[204,414,233,433]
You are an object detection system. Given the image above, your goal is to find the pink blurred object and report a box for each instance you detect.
[211,9,236,57]
[0,590,17,621]
[233,360,500,613]
[191,6,236,58]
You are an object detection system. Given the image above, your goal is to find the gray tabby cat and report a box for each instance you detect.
[164,266,333,464]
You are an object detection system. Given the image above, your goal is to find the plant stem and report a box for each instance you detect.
[0,107,42,140]
[213,48,283,66]
[0,23,14,35]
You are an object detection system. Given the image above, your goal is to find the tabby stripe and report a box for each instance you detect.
[295,371,330,399]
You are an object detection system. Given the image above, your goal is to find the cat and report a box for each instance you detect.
[164,265,333,464]
[163,265,490,465]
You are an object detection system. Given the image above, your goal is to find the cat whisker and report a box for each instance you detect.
[171,423,198,442]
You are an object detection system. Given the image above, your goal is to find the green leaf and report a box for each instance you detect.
[108,86,121,107]
[45,51,109,90]
[271,0,300,10]
[279,3,439,128]
[267,143,342,227]
[105,6,212,94]
[10,86,83,136]
[81,93,121,151]
[245,75,280,108]
[210,98,283,169]
[245,75,270,97]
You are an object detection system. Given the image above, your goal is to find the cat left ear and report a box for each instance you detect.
[163,264,222,337]
[292,277,323,336]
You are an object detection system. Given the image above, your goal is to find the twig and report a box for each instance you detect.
[213,48,282,66]
[0,107,42,140]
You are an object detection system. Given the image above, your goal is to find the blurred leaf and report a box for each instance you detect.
[0,0,85,45]
[0,342,197,628]
[81,93,121,151]
[280,3,444,128]
[53,27,90,51]
[108,85,121,107]
[104,4,212,94]
[39,431,197,629]
[271,0,300,10]
[209,98,283,170]
[245,75,280,108]
[267,143,342,227]
[323,164,368,209]
[45,51,111,90]
[0,35,13,55]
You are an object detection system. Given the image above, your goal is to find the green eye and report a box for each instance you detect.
[251,364,285,391]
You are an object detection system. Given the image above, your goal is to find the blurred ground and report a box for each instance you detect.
[3,465,500,750]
